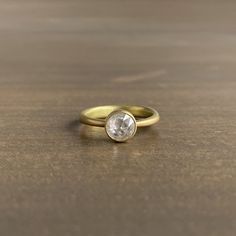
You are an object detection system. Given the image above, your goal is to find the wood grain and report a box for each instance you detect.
[0,0,236,235]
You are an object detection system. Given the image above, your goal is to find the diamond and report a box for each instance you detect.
[105,110,137,142]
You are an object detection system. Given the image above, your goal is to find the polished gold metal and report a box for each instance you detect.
[79,105,160,127]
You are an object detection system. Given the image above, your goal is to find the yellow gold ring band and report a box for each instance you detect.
[79,105,160,142]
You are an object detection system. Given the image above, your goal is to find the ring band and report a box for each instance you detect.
[80,105,160,142]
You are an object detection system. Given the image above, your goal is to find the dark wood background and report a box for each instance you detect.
[0,0,236,235]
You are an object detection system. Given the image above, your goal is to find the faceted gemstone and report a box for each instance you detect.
[105,111,137,142]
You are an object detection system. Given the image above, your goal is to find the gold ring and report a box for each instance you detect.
[79,105,160,142]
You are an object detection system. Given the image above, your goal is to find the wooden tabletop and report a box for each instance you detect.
[0,1,236,235]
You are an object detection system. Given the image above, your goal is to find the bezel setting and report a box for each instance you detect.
[105,110,137,142]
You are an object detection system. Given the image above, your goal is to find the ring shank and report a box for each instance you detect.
[80,105,160,127]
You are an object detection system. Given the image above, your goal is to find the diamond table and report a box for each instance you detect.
[105,111,137,142]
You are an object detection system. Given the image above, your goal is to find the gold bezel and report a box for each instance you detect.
[105,109,137,142]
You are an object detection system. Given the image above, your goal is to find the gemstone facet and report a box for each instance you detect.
[105,110,137,142]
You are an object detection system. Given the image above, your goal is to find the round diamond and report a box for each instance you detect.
[105,111,137,142]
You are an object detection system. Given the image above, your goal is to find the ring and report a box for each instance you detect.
[79,105,160,142]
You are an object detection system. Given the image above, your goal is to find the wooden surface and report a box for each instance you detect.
[0,1,236,235]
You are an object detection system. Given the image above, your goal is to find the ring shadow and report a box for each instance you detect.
[66,119,108,141]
